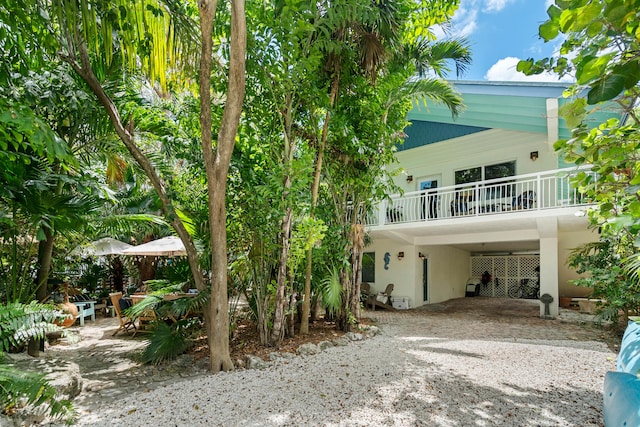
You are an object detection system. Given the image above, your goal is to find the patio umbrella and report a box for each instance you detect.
[121,236,187,257]
[72,237,133,257]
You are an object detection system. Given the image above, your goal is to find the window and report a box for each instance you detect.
[362,252,375,283]
[455,161,515,185]
[455,161,516,199]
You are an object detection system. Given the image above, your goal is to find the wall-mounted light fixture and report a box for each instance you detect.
[397,251,405,260]
[530,151,539,161]
[406,175,413,183]
[418,252,425,260]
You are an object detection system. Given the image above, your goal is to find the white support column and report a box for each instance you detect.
[546,98,559,147]
[537,217,559,317]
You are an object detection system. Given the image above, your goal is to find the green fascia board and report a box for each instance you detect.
[405,80,624,151]
[408,93,550,135]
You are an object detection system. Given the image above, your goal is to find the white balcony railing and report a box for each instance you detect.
[365,166,595,227]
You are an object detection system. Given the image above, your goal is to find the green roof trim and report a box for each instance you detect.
[405,81,623,143]
[399,120,489,151]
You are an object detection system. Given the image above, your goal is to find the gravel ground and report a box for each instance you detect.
[74,312,615,427]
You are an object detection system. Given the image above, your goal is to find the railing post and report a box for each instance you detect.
[536,174,542,210]
[474,182,480,215]
[378,199,387,226]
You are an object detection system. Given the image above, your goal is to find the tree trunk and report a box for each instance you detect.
[65,44,205,295]
[35,228,54,303]
[300,73,340,334]
[336,267,351,332]
[350,223,365,321]
[198,0,246,371]
[270,98,296,346]
[110,257,125,293]
[65,32,207,360]
[270,206,293,346]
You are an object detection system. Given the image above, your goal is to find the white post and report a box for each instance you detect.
[546,98,559,146]
[537,217,559,317]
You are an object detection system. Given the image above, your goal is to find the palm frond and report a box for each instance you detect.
[625,251,640,288]
[0,361,75,422]
[320,267,343,315]
[138,320,194,365]
[408,37,472,79]
[388,78,465,118]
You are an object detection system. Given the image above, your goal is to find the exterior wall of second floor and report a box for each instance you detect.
[393,127,556,195]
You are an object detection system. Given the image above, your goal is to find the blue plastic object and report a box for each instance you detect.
[618,321,640,375]
[603,371,640,427]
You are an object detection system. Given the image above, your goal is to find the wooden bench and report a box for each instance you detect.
[72,301,96,326]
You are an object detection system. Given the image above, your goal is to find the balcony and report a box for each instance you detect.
[366,166,594,227]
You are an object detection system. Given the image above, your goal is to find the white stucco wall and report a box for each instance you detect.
[369,239,471,308]
[370,240,418,306]
[558,228,600,297]
[393,129,555,194]
[419,245,471,304]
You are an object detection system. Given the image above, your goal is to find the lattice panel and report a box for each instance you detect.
[520,256,539,278]
[493,278,507,297]
[471,257,493,277]
[507,277,520,297]
[507,258,518,276]
[470,255,540,299]
[478,284,493,297]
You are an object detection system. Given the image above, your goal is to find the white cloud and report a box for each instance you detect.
[484,57,574,82]
[451,2,480,37]
[451,0,514,38]
[483,0,515,13]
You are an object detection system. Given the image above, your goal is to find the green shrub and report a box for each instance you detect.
[0,302,75,423]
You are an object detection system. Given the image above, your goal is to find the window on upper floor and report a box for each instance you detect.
[455,161,516,199]
[455,161,516,185]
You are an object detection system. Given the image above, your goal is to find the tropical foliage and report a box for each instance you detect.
[0,0,466,390]
[0,302,75,422]
[518,0,640,321]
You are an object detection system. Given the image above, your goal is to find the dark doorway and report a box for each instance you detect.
[422,258,429,302]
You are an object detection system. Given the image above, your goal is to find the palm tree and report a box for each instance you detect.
[299,0,470,333]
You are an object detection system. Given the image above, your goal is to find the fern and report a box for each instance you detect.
[0,302,64,353]
[0,302,75,423]
[0,358,75,422]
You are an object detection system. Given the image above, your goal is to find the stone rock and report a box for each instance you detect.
[362,326,381,337]
[297,343,319,356]
[317,341,334,351]
[332,337,351,346]
[279,352,296,359]
[46,363,83,399]
[269,352,282,361]
[345,332,364,341]
[246,355,269,370]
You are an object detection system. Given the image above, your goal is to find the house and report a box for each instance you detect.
[364,81,621,317]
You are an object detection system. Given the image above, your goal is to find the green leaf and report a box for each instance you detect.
[559,98,587,129]
[576,53,614,85]
[539,20,559,41]
[516,59,533,74]
[587,74,626,104]
[574,2,602,32]
[547,5,562,20]
[586,20,603,37]
[613,61,640,89]
[558,9,577,32]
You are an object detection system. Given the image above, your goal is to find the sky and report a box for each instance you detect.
[445,0,572,82]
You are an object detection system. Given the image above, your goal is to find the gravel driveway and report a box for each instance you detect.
[70,297,616,427]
